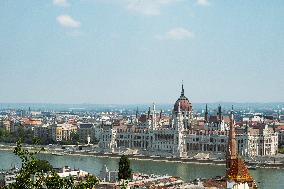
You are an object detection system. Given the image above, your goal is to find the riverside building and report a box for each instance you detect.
[99,85,278,159]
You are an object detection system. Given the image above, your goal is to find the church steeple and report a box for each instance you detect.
[225,105,257,188]
[226,105,237,170]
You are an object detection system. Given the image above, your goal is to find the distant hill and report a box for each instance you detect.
[0,102,283,112]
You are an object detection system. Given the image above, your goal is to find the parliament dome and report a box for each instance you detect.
[173,84,192,112]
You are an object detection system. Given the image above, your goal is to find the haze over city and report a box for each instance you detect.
[1,0,283,104]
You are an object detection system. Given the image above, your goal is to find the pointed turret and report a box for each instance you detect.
[152,103,156,120]
[218,105,222,123]
[135,107,139,118]
[152,103,156,129]
[147,107,151,119]
[205,104,209,123]
[181,83,185,97]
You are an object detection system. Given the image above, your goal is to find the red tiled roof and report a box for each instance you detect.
[138,115,147,123]
[209,116,219,123]
[227,159,253,183]
[277,125,284,130]
[223,116,230,122]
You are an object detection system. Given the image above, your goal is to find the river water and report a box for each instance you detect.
[0,151,283,188]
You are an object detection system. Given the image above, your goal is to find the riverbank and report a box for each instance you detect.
[1,143,283,169]
[1,149,283,189]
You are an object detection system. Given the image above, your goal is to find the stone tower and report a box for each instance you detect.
[226,106,237,170]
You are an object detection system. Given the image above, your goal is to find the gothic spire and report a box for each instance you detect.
[136,107,139,118]
[147,106,151,119]
[181,81,184,97]
[230,105,234,120]
[205,104,209,123]
[218,104,222,122]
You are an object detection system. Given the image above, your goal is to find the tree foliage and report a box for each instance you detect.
[0,127,34,144]
[4,142,98,189]
[70,132,80,144]
[34,160,53,173]
[279,146,284,154]
[118,155,132,180]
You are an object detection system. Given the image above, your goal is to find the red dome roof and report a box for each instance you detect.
[173,84,192,112]
[174,96,192,112]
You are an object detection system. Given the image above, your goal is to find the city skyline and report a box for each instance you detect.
[1,0,284,104]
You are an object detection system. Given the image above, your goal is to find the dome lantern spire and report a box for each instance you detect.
[174,83,192,112]
[181,81,184,97]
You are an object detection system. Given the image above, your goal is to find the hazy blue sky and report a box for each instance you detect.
[0,0,283,104]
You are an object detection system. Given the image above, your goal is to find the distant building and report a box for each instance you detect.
[279,115,284,123]
[0,118,13,132]
[54,166,89,179]
[77,123,97,143]
[0,167,19,187]
[204,105,230,131]
[99,165,118,183]
[34,124,51,141]
[276,125,284,146]
[50,123,77,142]
[21,117,42,129]
[238,125,278,157]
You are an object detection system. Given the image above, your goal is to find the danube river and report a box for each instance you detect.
[0,151,283,188]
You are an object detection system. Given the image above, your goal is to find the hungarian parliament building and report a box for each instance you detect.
[99,85,278,158]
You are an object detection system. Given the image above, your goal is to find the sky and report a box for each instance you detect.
[0,0,283,104]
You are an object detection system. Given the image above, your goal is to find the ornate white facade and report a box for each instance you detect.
[237,125,278,157]
[98,85,278,158]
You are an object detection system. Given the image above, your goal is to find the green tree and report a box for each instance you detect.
[118,155,132,180]
[5,142,99,189]
[70,131,80,144]
[34,160,53,173]
[279,146,284,154]
[0,126,36,144]
[0,128,12,143]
